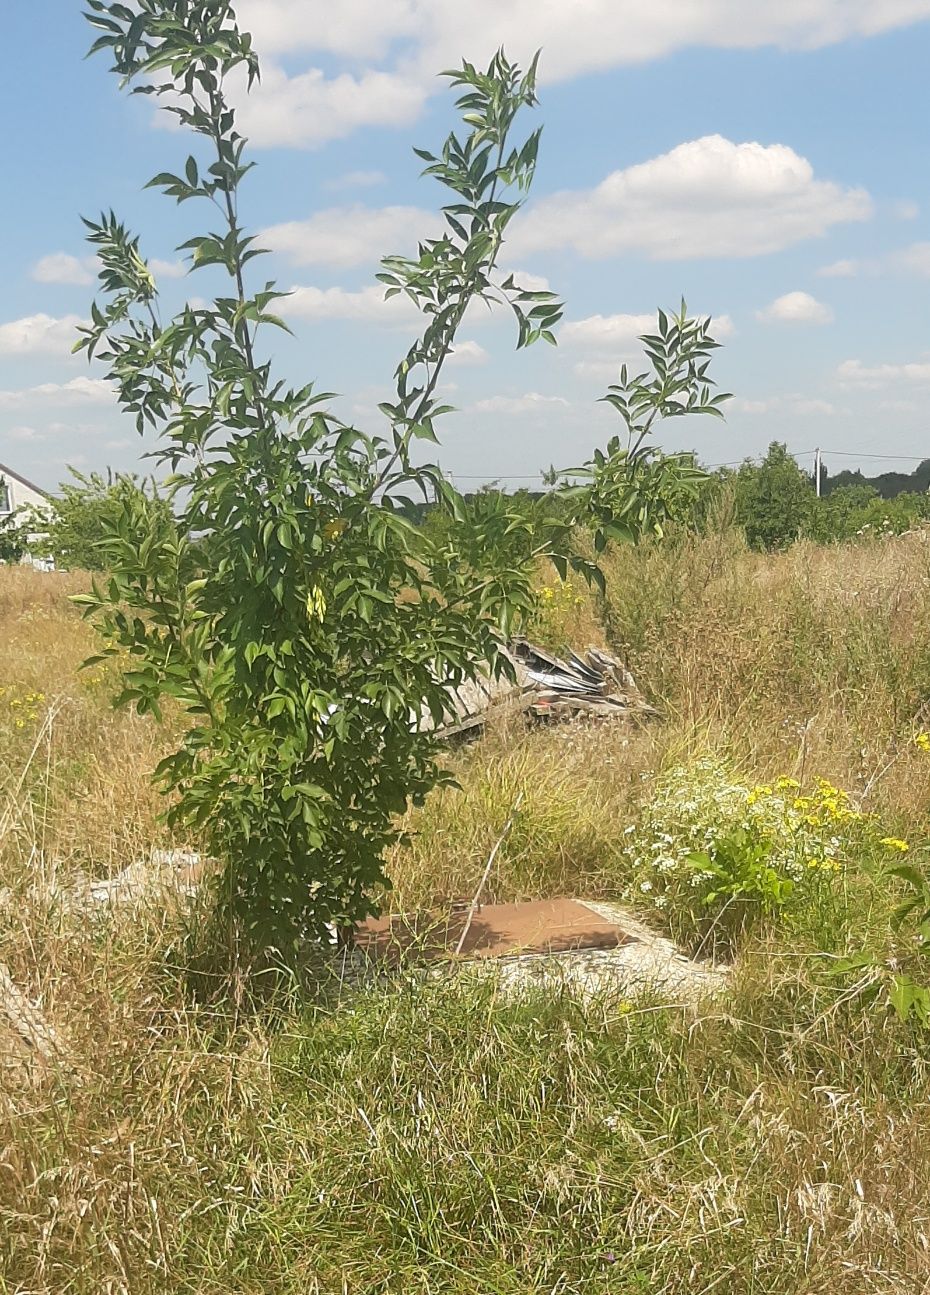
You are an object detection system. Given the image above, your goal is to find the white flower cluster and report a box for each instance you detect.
[623,757,855,934]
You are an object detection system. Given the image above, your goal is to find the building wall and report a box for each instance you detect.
[0,473,46,516]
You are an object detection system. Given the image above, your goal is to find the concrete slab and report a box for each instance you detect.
[356,897,632,963]
[350,898,728,1004]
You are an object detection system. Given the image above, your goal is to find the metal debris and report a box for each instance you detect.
[434,637,657,739]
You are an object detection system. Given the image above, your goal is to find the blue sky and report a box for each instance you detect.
[4,0,930,491]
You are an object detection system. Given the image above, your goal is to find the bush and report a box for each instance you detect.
[36,470,175,572]
[623,757,879,954]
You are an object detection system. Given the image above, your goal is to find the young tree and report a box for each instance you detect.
[33,469,174,571]
[734,442,814,550]
[78,0,728,974]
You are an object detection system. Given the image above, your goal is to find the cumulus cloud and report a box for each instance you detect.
[277,283,417,323]
[837,357,930,387]
[473,392,570,414]
[894,199,920,220]
[730,397,778,414]
[0,313,85,356]
[32,253,93,287]
[512,137,870,261]
[730,394,835,415]
[233,2,930,148]
[818,243,930,279]
[232,61,427,149]
[817,258,859,277]
[446,340,489,366]
[150,258,187,279]
[560,312,657,352]
[561,309,733,379]
[262,205,435,268]
[757,291,834,324]
[0,377,115,409]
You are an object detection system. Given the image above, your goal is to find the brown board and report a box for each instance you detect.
[356,898,633,963]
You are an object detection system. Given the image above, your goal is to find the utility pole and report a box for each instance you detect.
[813,447,822,498]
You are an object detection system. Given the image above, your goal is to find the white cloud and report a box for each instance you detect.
[236,1,930,146]
[818,243,930,279]
[150,258,187,279]
[324,169,388,191]
[506,270,551,293]
[262,205,434,268]
[0,313,85,356]
[793,398,836,415]
[32,253,93,287]
[817,258,859,277]
[894,199,920,220]
[6,425,43,442]
[730,397,778,414]
[889,242,930,277]
[837,357,930,388]
[730,394,836,415]
[560,312,657,352]
[232,61,427,149]
[473,391,570,414]
[561,310,733,379]
[512,136,871,261]
[447,339,488,366]
[757,291,834,324]
[277,283,417,323]
[0,377,114,409]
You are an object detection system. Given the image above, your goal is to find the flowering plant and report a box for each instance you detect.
[623,758,872,954]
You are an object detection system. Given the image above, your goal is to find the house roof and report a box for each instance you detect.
[0,463,48,498]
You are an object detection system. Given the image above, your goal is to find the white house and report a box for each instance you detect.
[0,463,52,567]
[0,462,47,517]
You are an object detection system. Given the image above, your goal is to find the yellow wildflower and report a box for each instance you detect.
[914,732,930,753]
[880,837,910,853]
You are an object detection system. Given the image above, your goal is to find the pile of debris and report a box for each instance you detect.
[434,638,657,739]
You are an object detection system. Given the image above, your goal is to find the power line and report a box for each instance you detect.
[817,449,930,462]
[443,447,930,479]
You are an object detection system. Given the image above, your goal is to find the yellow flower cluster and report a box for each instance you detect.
[806,857,841,872]
[748,776,862,828]
[880,837,910,853]
[538,580,585,608]
[0,687,46,729]
[80,668,108,691]
[914,732,930,753]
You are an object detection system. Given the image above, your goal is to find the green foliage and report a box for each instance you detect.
[0,508,32,564]
[835,848,930,1029]
[562,305,729,551]
[827,457,930,499]
[699,454,930,551]
[732,441,815,549]
[624,760,874,954]
[77,0,728,973]
[35,469,174,572]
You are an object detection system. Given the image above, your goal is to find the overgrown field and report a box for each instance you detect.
[4,529,930,1292]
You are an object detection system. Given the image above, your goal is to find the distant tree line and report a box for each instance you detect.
[703,443,930,550]
[4,442,928,573]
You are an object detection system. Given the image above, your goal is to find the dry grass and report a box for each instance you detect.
[3,532,930,1292]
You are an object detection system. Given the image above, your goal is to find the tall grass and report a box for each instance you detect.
[3,529,930,1292]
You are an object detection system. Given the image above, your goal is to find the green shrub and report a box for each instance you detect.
[623,758,877,954]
